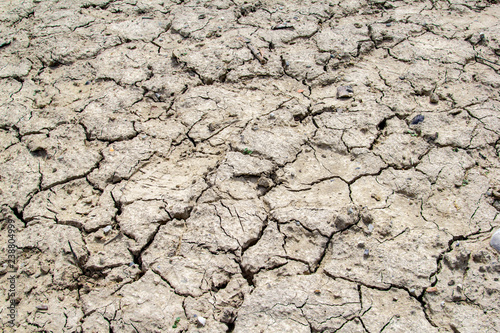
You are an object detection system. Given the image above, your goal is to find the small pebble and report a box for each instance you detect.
[36,305,48,311]
[269,112,275,119]
[363,249,370,257]
[430,93,439,104]
[103,225,112,234]
[410,114,425,125]
[258,177,273,188]
[490,229,500,253]
[337,86,354,99]
[368,224,374,233]
[426,286,438,293]
[272,22,294,30]
[197,316,207,326]
[469,32,485,45]
[85,81,91,85]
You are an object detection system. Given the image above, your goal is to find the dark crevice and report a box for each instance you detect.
[241,218,268,253]
[134,224,162,271]
[239,262,256,287]
[185,132,197,147]
[376,118,387,131]
[312,214,361,274]
[225,322,235,332]
[12,206,25,225]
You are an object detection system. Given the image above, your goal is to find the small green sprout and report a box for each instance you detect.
[243,148,253,155]
[172,317,181,328]
[405,130,418,137]
[462,179,469,186]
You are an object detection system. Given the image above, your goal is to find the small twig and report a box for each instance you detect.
[247,43,267,64]
[271,22,294,30]
[475,56,500,73]
[104,232,123,245]
[476,56,500,66]
[238,37,267,64]
[67,241,82,268]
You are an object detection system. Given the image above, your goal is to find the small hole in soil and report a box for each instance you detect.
[377,118,387,130]
[30,148,47,158]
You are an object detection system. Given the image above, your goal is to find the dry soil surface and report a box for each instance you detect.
[1,0,500,332]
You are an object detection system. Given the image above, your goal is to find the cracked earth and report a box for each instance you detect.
[1,0,500,332]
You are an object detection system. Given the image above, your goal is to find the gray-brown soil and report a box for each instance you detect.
[1,0,500,332]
